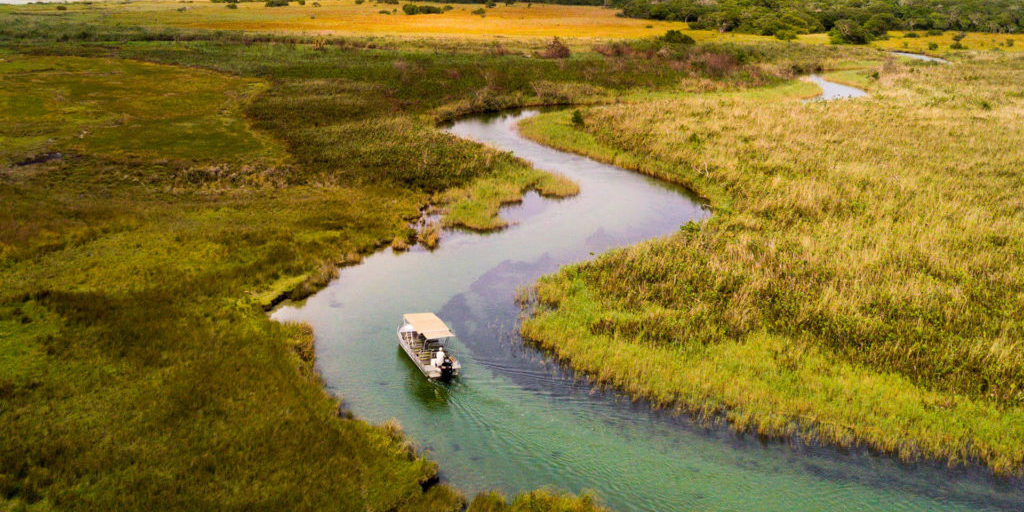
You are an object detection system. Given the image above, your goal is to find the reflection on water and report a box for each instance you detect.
[890,51,951,64]
[806,75,868,101]
[273,110,1022,511]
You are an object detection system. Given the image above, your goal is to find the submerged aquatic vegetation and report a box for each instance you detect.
[519,53,1024,475]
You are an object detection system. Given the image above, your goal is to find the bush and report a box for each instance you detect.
[355,0,364,3]
[297,0,305,4]
[379,9,391,13]
[56,4,67,10]
[1008,38,1015,47]
[265,0,288,6]
[926,29,943,36]
[571,109,584,127]
[662,29,695,45]
[538,37,571,59]
[775,30,797,41]
[950,41,965,49]
[952,32,967,42]
[471,7,485,15]
[485,0,496,7]
[904,32,919,38]
[402,3,442,14]
[593,41,633,57]
[928,42,939,50]
[226,2,237,7]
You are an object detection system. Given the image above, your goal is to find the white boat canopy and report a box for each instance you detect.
[403,313,454,340]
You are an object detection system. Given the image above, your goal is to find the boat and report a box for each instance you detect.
[397,313,461,380]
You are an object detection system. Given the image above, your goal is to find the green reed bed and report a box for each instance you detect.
[518,53,1024,475]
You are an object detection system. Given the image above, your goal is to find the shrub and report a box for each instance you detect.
[662,29,695,45]
[538,37,570,59]
[593,41,633,57]
[951,41,965,49]
[471,7,485,15]
[379,9,390,13]
[775,30,797,41]
[485,0,496,7]
[571,109,584,127]
[265,0,288,6]
[952,32,967,42]
[1008,38,1015,47]
[402,3,441,14]
[928,42,939,50]
[904,32,919,38]
[443,5,452,10]
[56,4,67,10]
[926,29,943,36]
[355,0,364,3]
[226,2,237,7]
[697,51,738,76]
[297,0,305,4]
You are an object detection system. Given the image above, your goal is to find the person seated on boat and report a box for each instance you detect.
[433,348,446,367]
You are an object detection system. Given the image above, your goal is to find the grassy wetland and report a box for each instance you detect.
[519,52,1024,475]
[0,3,796,509]
[2,0,1024,509]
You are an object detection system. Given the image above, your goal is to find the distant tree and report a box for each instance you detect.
[864,13,896,36]
[830,19,871,44]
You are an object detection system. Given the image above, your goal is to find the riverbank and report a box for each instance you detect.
[517,53,1024,476]
[0,16,831,507]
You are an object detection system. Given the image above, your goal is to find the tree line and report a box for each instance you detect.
[616,0,1023,41]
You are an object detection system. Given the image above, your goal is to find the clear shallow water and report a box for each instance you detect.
[273,108,1023,511]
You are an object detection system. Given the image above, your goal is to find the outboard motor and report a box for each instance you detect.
[439,358,454,380]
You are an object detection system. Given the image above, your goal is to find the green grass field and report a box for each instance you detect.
[0,9,822,508]
[3,0,1023,509]
[518,52,1024,475]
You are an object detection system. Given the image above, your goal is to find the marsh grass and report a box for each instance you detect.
[519,53,1024,475]
[0,13,812,505]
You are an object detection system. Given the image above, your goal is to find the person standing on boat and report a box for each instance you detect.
[434,348,446,368]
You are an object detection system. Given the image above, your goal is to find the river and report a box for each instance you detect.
[272,80,1023,511]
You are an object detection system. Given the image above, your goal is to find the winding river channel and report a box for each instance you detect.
[272,79,1023,511]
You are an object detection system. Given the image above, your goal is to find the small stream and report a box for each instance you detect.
[890,51,951,63]
[273,79,1022,511]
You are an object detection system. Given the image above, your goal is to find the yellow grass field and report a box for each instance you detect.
[111,0,689,39]
[13,0,1024,52]
[873,31,1024,54]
